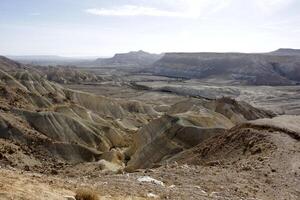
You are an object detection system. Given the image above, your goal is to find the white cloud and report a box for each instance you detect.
[254,0,295,14]
[85,0,232,18]
[85,5,183,17]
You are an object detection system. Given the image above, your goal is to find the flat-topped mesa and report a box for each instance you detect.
[93,50,163,67]
[269,48,300,56]
[152,50,300,85]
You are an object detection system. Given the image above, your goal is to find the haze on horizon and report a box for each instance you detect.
[1,0,300,57]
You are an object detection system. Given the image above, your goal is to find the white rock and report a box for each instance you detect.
[209,192,221,197]
[147,193,159,198]
[194,186,207,195]
[64,196,76,200]
[137,176,164,186]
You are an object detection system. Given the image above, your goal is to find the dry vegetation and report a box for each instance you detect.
[75,188,99,200]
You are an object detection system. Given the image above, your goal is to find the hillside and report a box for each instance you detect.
[151,49,300,85]
[0,56,160,170]
[0,55,273,171]
[33,65,104,84]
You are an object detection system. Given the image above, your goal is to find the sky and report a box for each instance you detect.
[0,0,300,57]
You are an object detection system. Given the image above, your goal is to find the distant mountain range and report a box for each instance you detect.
[6,48,300,85]
[151,48,300,85]
[7,55,97,66]
[8,51,163,68]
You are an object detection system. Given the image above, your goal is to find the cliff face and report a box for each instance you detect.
[152,50,300,85]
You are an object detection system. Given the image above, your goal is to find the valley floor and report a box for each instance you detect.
[66,76,300,115]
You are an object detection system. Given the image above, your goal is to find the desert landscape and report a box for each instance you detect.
[0,48,300,199]
[1,0,300,199]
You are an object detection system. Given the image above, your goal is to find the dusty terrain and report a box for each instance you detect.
[66,74,300,115]
[1,115,299,200]
[0,55,299,200]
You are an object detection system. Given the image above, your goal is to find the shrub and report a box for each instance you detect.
[75,188,99,200]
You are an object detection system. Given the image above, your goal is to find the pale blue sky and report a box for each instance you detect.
[1,0,300,56]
